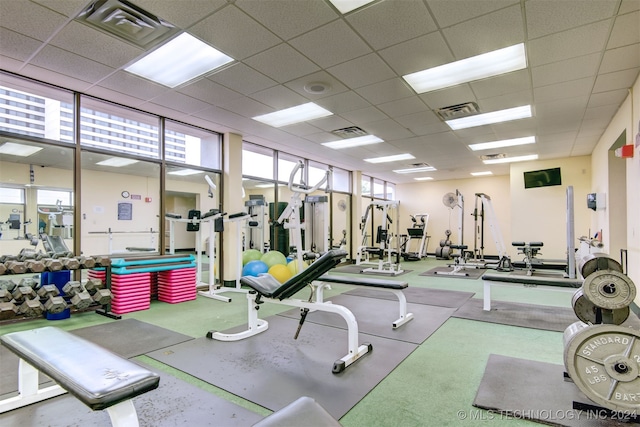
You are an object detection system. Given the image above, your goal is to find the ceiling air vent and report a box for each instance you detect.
[479,153,506,161]
[435,102,480,121]
[76,0,179,49]
[409,162,431,168]
[331,126,368,138]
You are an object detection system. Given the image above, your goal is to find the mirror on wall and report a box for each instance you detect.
[0,135,74,258]
[80,151,160,256]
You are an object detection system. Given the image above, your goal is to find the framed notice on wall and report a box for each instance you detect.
[117,202,132,220]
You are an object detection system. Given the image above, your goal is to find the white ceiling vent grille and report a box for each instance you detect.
[409,162,431,168]
[479,153,506,160]
[76,0,179,49]
[435,102,480,121]
[331,126,368,138]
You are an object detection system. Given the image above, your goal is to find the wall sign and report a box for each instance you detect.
[117,202,132,220]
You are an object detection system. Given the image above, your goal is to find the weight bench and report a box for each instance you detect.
[315,274,413,328]
[207,249,372,374]
[0,326,160,426]
[253,396,341,427]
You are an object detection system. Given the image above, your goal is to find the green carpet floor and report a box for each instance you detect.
[0,256,576,426]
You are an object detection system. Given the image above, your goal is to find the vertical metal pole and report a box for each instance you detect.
[566,186,576,279]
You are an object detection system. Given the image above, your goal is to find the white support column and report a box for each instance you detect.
[222,132,244,287]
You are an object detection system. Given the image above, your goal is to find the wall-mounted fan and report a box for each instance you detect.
[442,192,457,209]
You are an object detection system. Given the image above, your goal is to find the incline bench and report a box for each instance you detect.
[0,327,160,426]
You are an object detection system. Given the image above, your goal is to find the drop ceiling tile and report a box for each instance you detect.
[347,0,437,50]
[210,63,277,95]
[21,64,93,92]
[85,85,148,108]
[133,0,227,28]
[443,5,524,59]
[188,5,281,60]
[593,68,640,92]
[599,44,640,74]
[244,44,320,83]
[528,20,611,66]
[339,107,389,125]
[289,19,371,68]
[29,44,115,84]
[51,21,144,68]
[0,55,25,73]
[0,28,43,62]
[355,78,414,105]
[147,91,211,115]
[583,103,621,122]
[98,70,170,101]
[236,0,337,40]
[305,115,353,132]
[327,53,396,89]
[477,89,533,111]
[525,0,618,39]
[531,53,600,88]
[178,78,243,105]
[535,96,589,121]
[607,10,640,49]
[427,0,518,28]
[315,91,370,114]
[360,119,414,140]
[470,69,531,99]
[377,97,429,118]
[33,0,92,17]
[218,96,273,118]
[249,85,308,109]
[533,77,594,103]
[378,32,454,76]
[280,122,326,137]
[587,89,629,107]
[418,84,476,109]
[284,71,348,100]
[0,0,68,42]
[395,110,442,128]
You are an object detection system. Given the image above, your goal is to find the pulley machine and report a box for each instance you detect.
[355,201,403,275]
[402,213,429,261]
[244,195,267,252]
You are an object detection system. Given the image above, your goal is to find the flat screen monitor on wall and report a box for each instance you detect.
[523,167,562,189]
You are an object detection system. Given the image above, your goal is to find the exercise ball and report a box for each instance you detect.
[269,264,293,284]
[242,260,268,277]
[287,260,307,276]
[261,250,288,268]
[242,249,263,266]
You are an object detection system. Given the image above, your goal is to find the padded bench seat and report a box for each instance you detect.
[0,326,159,425]
[253,396,341,427]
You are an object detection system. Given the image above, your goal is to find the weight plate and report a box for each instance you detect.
[572,289,630,325]
[564,324,640,412]
[582,270,636,310]
[579,253,622,279]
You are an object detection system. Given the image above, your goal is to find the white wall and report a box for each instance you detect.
[590,74,640,305]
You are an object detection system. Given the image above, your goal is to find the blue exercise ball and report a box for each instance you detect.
[242,260,269,277]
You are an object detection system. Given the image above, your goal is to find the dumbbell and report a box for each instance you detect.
[44,295,67,314]
[0,288,13,302]
[76,256,96,269]
[12,286,37,302]
[0,279,17,293]
[37,284,60,299]
[0,301,19,320]
[60,257,80,270]
[4,260,27,274]
[18,277,38,288]
[62,281,84,297]
[0,263,6,275]
[43,258,63,271]
[94,256,111,267]
[19,298,45,317]
[92,289,112,306]
[71,291,93,310]
[24,259,46,273]
[83,278,104,294]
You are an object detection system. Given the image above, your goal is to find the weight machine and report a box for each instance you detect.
[276,160,330,273]
[469,193,512,271]
[37,200,73,239]
[402,213,429,261]
[244,196,267,252]
[355,201,403,275]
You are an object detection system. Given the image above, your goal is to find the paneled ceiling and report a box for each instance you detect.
[1,0,638,184]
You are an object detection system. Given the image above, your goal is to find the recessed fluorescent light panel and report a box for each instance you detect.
[471,171,493,176]
[393,166,437,174]
[446,105,532,130]
[168,168,203,176]
[403,43,526,94]
[469,136,535,151]
[322,135,383,149]
[483,154,538,164]
[0,142,43,156]
[125,33,234,88]
[253,102,333,127]
[96,157,139,167]
[328,0,376,14]
[364,153,415,164]
[414,177,434,181]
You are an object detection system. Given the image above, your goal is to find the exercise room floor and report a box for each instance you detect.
[1,256,577,427]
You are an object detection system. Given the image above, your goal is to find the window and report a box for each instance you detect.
[386,182,396,200]
[361,175,372,196]
[164,120,221,169]
[243,143,274,180]
[0,187,24,204]
[308,160,330,190]
[37,189,73,206]
[277,152,303,184]
[331,167,351,193]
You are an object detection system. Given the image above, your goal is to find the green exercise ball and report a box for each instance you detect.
[261,250,288,268]
[242,249,263,266]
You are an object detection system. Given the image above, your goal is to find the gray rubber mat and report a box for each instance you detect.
[278,294,455,344]
[452,299,577,332]
[0,362,263,427]
[147,315,417,420]
[344,286,475,308]
[1,319,193,397]
[333,264,412,276]
[473,354,628,426]
[420,266,486,279]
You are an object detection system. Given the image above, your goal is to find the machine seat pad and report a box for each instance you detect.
[252,396,342,427]
[319,274,408,289]
[240,249,348,300]
[0,326,160,411]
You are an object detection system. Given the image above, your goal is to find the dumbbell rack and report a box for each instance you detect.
[0,255,120,324]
